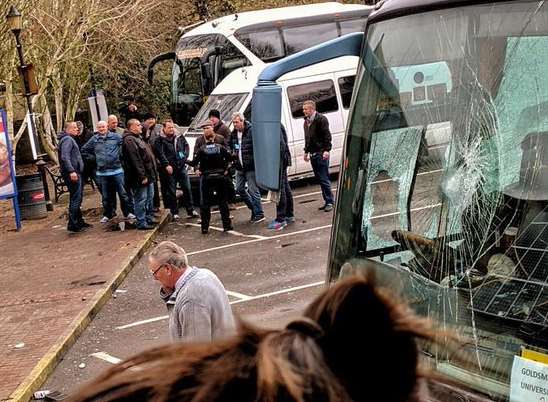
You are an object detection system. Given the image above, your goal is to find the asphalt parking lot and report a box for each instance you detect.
[41,179,336,397]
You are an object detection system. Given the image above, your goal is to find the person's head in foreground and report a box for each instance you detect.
[68,275,448,402]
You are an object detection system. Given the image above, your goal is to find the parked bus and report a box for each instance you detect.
[252,0,548,400]
[148,2,371,126]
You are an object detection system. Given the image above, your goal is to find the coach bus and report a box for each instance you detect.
[148,2,371,126]
[251,0,548,400]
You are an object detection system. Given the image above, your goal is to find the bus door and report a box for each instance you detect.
[284,75,344,175]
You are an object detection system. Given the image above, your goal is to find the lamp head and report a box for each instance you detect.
[6,6,22,33]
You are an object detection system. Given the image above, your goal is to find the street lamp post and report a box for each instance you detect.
[6,5,53,211]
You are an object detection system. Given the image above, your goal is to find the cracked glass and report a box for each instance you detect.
[333,1,548,399]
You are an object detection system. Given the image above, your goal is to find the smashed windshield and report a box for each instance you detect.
[333,1,548,399]
[188,93,248,132]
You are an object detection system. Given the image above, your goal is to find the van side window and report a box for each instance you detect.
[338,76,356,109]
[287,80,339,119]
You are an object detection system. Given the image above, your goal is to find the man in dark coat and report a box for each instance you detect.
[154,119,198,219]
[229,112,264,223]
[303,100,334,211]
[122,119,157,230]
[209,109,236,206]
[58,121,91,232]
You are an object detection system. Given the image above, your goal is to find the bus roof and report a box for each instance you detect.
[369,0,507,23]
[184,2,370,38]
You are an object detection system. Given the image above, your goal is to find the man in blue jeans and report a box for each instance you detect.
[229,112,264,223]
[121,119,157,230]
[82,121,134,222]
[303,100,334,212]
[58,121,91,232]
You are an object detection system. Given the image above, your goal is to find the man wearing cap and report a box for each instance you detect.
[208,109,231,141]
[193,121,233,234]
[209,109,236,208]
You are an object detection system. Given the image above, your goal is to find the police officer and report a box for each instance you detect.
[193,121,233,234]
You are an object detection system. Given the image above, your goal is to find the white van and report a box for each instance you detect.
[183,55,359,180]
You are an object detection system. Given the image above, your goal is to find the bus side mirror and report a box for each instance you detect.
[252,84,281,191]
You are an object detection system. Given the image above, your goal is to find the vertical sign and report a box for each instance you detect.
[0,109,16,198]
[0,109,21,230]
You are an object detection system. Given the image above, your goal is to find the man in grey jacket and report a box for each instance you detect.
[148,241,235,342]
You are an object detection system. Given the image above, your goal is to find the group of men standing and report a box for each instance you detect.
[57,98,333,235]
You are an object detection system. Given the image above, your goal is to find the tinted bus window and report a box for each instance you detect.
[339,18,367,35]
[283,23,338,55]
[338,75,355,109]
[236,30,285,62]
[287,80,339,118]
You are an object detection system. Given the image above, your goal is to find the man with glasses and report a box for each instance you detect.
[148,241,235,342]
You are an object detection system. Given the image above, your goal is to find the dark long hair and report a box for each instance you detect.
[68,276,447,402]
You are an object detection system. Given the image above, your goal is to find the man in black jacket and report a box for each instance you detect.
[303,100,334,211]
[58,121,91,232]
[154,120,198,219]
[229,112,264,223]
[122,119,157,230]
[194,122,233,234]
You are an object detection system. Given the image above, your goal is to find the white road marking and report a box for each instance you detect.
[116,315,169,330]
[185,223,267,240]
[370,203,442,220]
[90,352,123,364]
[211,187,338,215]
[116,281,324,330]
[185,224,332,257]
[226,290,252,300]
[229,281,324,305]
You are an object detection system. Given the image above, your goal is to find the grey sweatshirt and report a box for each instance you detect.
[160,267,235,342]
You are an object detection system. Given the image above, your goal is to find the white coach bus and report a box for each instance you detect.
[148,2,371,126]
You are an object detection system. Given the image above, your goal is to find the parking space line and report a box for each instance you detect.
[185,223,267,239]
[211,187,338,215]
[116,315,169,330]
[116,281,325,330]
[226,290,252,300]
[185,224,332,257]
[229,281,324,305]
[90,352,123,365]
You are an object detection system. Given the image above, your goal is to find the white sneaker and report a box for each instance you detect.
[100,216,109,223]
[127,213,136,220]
[173,214,180,220]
